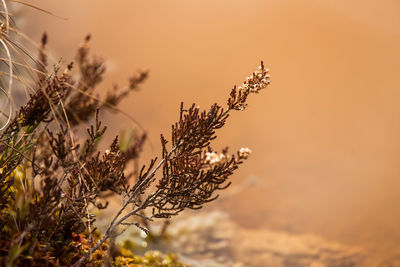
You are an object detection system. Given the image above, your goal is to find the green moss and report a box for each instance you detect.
[114,250,188,266]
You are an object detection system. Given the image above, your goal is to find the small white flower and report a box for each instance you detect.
[105,149,111,155]
[239,147,252,159]
[205,151,226,165]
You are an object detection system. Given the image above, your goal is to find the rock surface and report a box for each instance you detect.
[168,211,365,267]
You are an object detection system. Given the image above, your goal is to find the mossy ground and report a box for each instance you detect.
[74,232,188,266]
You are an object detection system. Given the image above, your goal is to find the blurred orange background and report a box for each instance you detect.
[21,0,400,264]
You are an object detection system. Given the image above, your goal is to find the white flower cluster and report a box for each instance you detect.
[205,151,227,165]
[238,65,270,95]
[239,147,252,159]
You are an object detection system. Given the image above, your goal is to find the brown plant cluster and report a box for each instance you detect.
[0,3,270,266]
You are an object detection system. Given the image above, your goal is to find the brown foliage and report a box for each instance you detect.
[0,4,270,265]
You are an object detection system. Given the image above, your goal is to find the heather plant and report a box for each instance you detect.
[0,2,270,266]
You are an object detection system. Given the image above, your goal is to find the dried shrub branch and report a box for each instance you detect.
[73,61,270,266]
